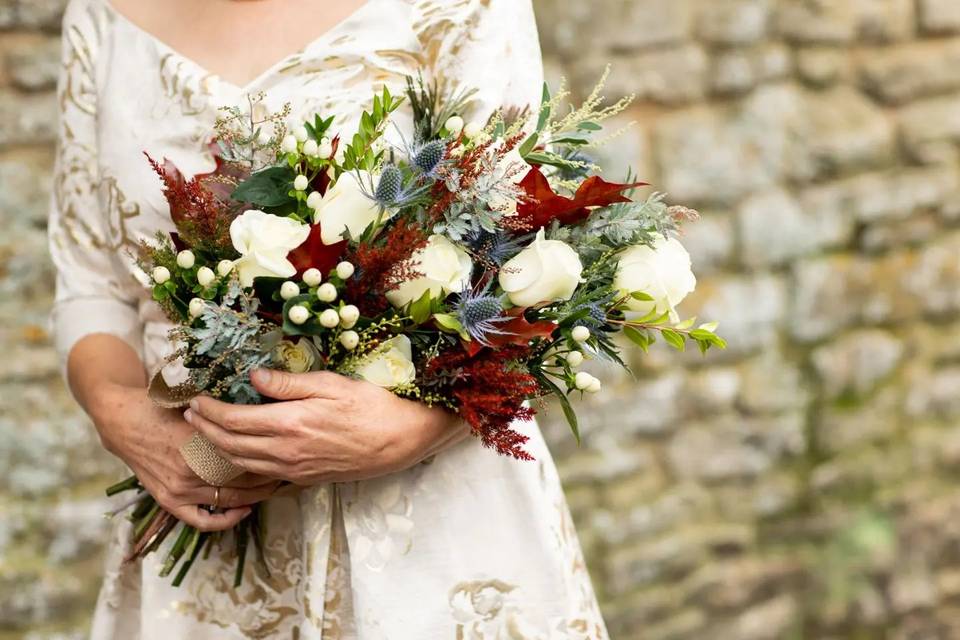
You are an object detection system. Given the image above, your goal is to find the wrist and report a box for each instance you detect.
[87,382,145,455]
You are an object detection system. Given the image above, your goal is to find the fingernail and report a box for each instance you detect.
[183,409,193,423]
[189,398,199,412]
[253,369,271,384]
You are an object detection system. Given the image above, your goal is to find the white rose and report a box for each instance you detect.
[355,335,416,389]
[614,236,696,321]
[230,209,311,287]
[313,170,384,245]
[275,339,317,373]
[498,229,583,308]
[386,235,473,308]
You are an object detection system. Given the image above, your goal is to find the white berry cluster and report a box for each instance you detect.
[285,261,362,350]
[150,250,237,320]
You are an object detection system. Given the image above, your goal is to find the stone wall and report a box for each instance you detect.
[3,0,960,638]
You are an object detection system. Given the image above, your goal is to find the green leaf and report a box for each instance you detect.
[630,291,654,302]
[577,121,602,131]
[538,374,580,445]
[698,321,719,332]
[623,326,650,353]
[536,83,551,132]
[433,313,470,341]
[661,328,686,351]
[232,166,296,207]
[675,316,696,330]
[408,289,433,325]
[518,133,539,159]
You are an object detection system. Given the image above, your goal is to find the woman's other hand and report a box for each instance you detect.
[91,383,280,531]
[184,369,470,485]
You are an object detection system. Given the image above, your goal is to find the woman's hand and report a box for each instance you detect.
[184,369,470,485]
[91,383,281,531]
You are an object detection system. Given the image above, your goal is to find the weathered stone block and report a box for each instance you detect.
[667,413,806,482]
[710,44,790,96]
[697,0,771,45]
[817,389,902,454]
[811,329,904,398]
[577,44,707,105]
[899,95,960,164]
[738,351,809,414]
[6,36,60,91]
[796,47,851,88]
[861,40,960,105]
[738,188,852,267]
[683,273,786,357]
[0,90,58,145]
[918,0,960,34]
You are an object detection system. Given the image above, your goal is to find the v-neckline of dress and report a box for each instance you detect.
[102,0,377,93]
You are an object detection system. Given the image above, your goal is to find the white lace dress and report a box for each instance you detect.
[48,0,609,637]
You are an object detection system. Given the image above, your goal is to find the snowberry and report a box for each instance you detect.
[318,137,333,158]
[293,126,309,142]
[176,250,195,269]
[294,174,309,191]
[288,305,310,325]
[306,191,322,210]
[151,266,170,284]
[339,330,360,350]
[280,135,298,154]
[566,351,584,367]
[336,261,355,280]
[575,371,597,391]
[445,115,464,136]
[587,378,602,394]
[303,268,323,287]
[339,304,360,328]
[319,309,340,328]
[197,266,216,287]
[280,281,300,300]
[571,326,591,343]
[317,283,338,302]
[463,121,483,139]
[302,139,319,157]
[217,260,234,277]
[188,297,205,318]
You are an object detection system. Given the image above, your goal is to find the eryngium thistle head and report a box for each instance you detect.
[375,164,403,205]
[466,229,525,267]
[456,289,511,345]
[572,302,608,330]
[413,140,446,175]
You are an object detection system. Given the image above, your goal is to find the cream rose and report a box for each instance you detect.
[385,235,473,308]
[354,335,416,389]
[614,236,696,321]
[274,339,317,373]
[313,170,384,245]
[498,229,583,308]
[229,209,310,287]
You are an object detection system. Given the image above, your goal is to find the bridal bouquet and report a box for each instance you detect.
[107,75,724,586]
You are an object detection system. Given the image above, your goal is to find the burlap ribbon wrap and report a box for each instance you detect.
[149,371,245,486]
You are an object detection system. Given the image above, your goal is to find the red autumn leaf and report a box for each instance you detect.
[288,224,347,277]
[462,309,557,357]
[516,166,646,229]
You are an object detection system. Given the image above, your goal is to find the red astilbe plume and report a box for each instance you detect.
[343,217,430,316]
[425,345,542,460]
[145,142,248,255]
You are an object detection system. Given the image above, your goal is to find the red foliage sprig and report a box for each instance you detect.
[344,217,431,316]
[145,143,248,255]
[425,345,542,460]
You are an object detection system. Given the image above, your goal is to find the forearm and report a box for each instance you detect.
[66,334,147,447]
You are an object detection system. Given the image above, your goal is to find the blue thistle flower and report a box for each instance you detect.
[375,164,403,204]
[455,286,513,345]
[413,139,446,175]
[465,229,526,267]
[571,300,611,331]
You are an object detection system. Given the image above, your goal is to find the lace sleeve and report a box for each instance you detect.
[48,0,144,370]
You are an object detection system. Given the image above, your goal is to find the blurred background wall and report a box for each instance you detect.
[2,0,960,638]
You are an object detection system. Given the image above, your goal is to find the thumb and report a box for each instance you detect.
[250,369,323,401]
